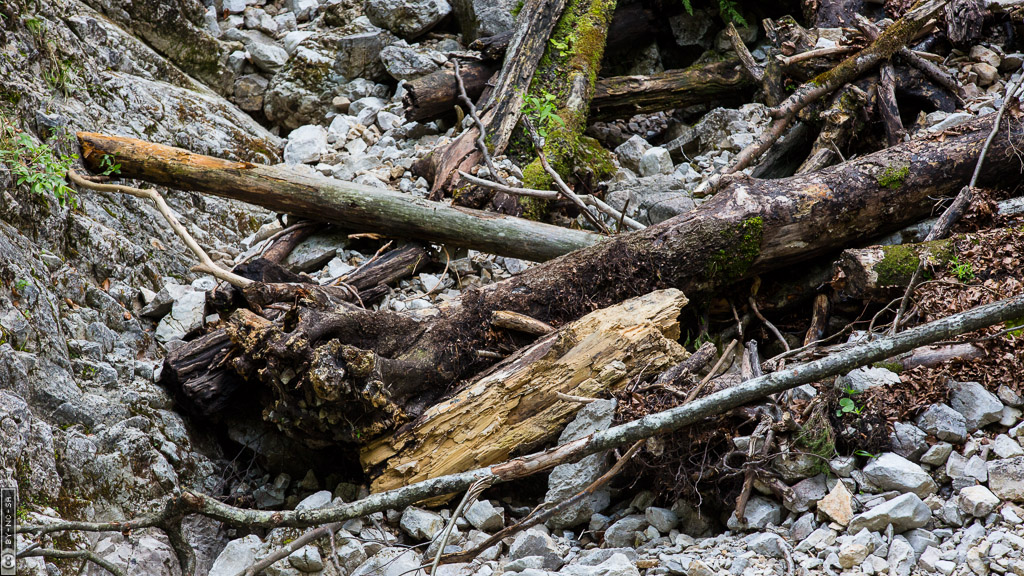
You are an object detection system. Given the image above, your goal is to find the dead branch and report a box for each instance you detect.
[66,170,252,288]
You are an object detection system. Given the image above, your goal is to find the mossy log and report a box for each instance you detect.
[516,0,617,193]
[831,240,954,300]
[80,111,1024,459]
[362,289,689,491]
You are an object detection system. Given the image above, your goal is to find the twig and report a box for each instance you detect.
[491,310,554,335]
[685,339,739,403]
[458,170,645,230]
[855,15,965,102]
[556,391,597,403]
[891,66,1024,333]
[437,441,642,566]
[454,60,508,187]
[20,547,126,576]
[776,45,858,67]
[726,22,763,82]
[238,522,343,576]
[427,476,493,574]
[521,117,611,234]
[67,170,252,288]
[749,297,790,352]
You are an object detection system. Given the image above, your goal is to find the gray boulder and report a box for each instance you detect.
[988,456,1024,501]
[399,507,444,540]
[209,535,263,576]
[726,495,782,531]
[451,0,515,42]
[603,515,647,548]
[365,0,451,38]
[333,17,394,81]
[283,125,327,165]
[465,499,504,532]
[614,135,651,172]
[154,290,206,343]
[847,493,931,533]
[890,422,929,461]
[862,452,937,497]
[958,485,1000,517]
[545,399,617,529]
[380,44,441,81]
[948,380,1003,431]
[509,528,562,571]
[638,147,673,176]
[837,366,901,393]
[915,404,968,443]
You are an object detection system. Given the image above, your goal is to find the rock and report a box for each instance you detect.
[787,474,828,513]
[837,366,901,393]
[351,547,421,576]
[561,553,640,576]
[817,478,854,526]
[283,125,327,165]
[746,533,785,559]
[948,380,1003,431]
[451,0,515,42]
[154,291,206,342]
[959,485,1000,517]
[929,112,974,132]
[509,528,562,571]
[350,96,388,126]
[888,537,916,576]
[209,535,262,576]
[667,9,715,48]
[996,434,1024,458]
[999,385,1024,407]
[726,495,782,531]
[614,135,651,172]
[505,556,546,572]
[380,44,441,81]
[465,499,504,532]
[904,528,939,556]
[233,74,269,112]
[295,490,332,511]
[687,558,715,576]
[545,399,617,529]
[142,282,193,318]
[286,0,319,22]
[638,147,673,176]
[916,404,968,443]
[890,422,929,461]
[399,507,445,540]
[862,452,937,497]
[248,40,289,72]
[645,506,678,534]
[365,0,451,38]
[334,17,394,82]
[975,63,999,86]
[847,492,931,533]
[603,514,647,548]
[288,546,324,572]
[830,456,857,477]
[839,543,871,569]
[986,457,1024,501]
[920,443,953,466]
[971,45,1002,68]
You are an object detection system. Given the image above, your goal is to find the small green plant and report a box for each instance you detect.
[98,154,121,176]
[0,124,78,208]
[13,278,28,293]
[1005,317,1024,338]
[522,92,565,141]
[948,254,974,281]
[835,387,865,417]
[854,449,878,459]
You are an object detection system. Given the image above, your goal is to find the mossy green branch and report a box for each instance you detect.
[873,240,951,286]
[876,164,910,189]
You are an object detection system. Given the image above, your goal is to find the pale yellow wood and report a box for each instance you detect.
[363,289,690,492]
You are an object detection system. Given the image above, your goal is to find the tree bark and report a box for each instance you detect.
[77,132,601,262]
[402,61,498,122]
[83,111,1024,448]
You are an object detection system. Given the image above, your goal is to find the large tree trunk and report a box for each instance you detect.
[78,110,1024,451]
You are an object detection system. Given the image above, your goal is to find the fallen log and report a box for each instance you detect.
[362,289,689,491]
[76,132,601,262]
[403,60,498,122]
[84,111,1024,450]
[831,240,953,300]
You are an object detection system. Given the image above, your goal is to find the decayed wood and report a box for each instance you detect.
[589,60,756,121]
[796,83,868,174]
[403,60,497,122]
[109,112,1023,449]
[428,0,569,194]
[804,293,831,346]
[361,289,689,492]
[76,132,601,262]
[879,62,907,146]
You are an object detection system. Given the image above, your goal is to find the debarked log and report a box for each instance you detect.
[76,132,601,262]
[362,289,689,491]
